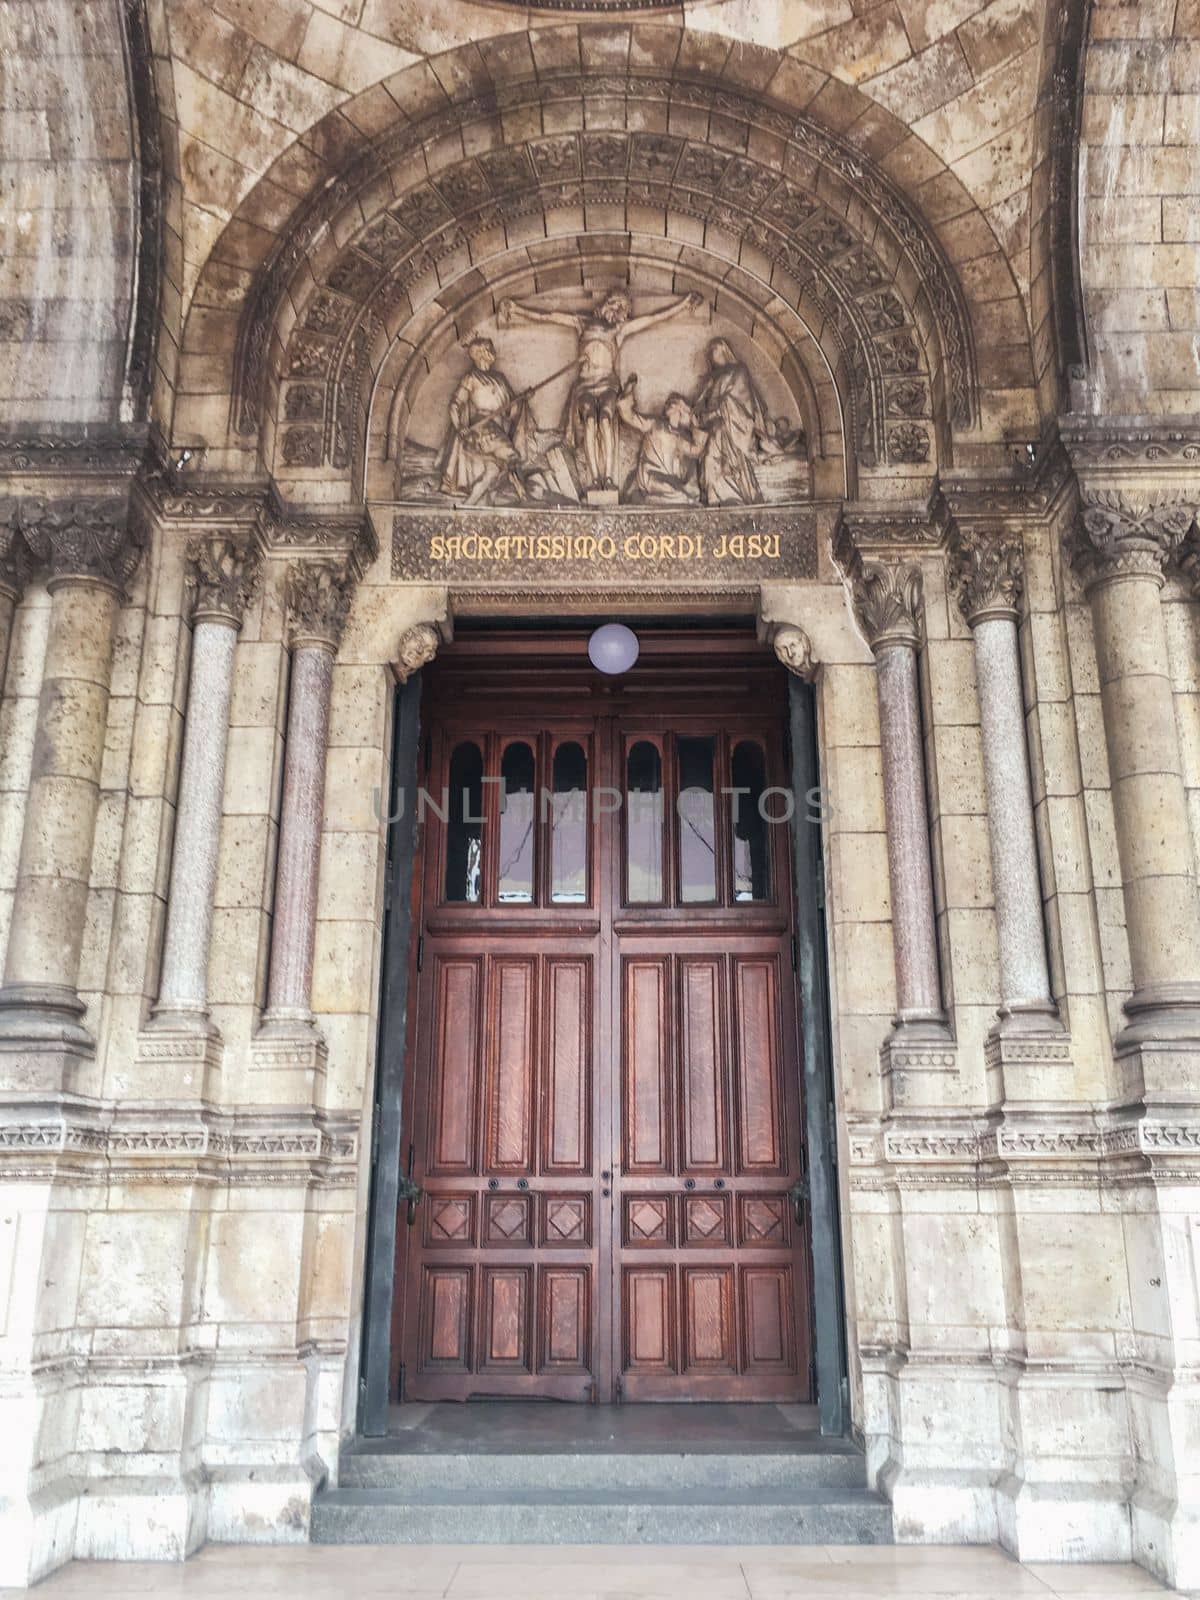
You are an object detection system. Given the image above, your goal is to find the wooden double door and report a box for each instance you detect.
[393,634,812,1403]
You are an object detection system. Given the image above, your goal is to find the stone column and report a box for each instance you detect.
[1070,492,1200,1095]
[851,561,948,1038]
[257,560,353,1053]
[949,526,1056,1028]
[148,538,260,1043]
[0,499,141,1080]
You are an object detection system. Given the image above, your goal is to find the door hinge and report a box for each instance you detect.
[416,934,425,972]
[396,1363,406,1403]
[791,934,798,972]
[371,1115,381,1167]
[614,1374,624,1405]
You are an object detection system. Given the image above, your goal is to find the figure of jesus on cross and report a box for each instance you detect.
[499,287,703,495]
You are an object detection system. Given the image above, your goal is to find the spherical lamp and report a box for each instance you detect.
[588,623,640,676]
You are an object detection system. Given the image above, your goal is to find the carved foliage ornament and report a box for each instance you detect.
[949,526,1024,623]
[19,496,143,590]
[186,536,262,626]
[1071,491,1197,587]
[851,561,924,652]
[285,560,354,650]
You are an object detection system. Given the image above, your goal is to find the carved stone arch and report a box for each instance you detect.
[176,29,1028,482]
[244,84,976,488]
[362,241,846,501]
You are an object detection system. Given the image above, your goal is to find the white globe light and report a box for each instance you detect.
[588,623,640,675]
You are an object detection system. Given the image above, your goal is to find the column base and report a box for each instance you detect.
[881,1014,957,1109]
[0,983,94,1093]
[252,1011,328,1076]
[1115,985,1200,1103]
[984,1006,1073,1106]
[137,1010,223,1095]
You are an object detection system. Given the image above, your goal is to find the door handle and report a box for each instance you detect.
[787,1177,809,1224]
[398,1174,423,1226]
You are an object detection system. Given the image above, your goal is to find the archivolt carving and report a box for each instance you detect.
[233,74,976,477]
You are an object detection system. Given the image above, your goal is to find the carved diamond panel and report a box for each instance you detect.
[485,1195,531,1245]
[543,1196,588,1245]
[741,1197,786,1245]
[426,1195,472,1246]
[625,1196,670,1245]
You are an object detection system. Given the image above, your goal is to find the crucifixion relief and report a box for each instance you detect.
[397,288,809,509]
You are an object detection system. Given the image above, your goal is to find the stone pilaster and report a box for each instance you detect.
[0,503,34,691]
[947,514,1067,1104]
[836,510,956,1106]
[1067,488,1200,1100]
[142,536,261,1082]
[0,497,142,1087]
[253,558,355,1075]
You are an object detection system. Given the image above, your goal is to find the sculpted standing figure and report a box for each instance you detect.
[500,288,703,493]
[438,335,532,506]
[692,338,776,506]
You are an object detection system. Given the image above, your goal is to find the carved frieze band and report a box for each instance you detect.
[187,536,261,627]
[0,1106,358,1186]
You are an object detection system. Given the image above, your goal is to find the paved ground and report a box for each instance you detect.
[4,1544,1167,1598]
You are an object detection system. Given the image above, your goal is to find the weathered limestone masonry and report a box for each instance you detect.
[0,0,1199,1590]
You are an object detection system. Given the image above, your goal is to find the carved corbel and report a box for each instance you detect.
[284,559,355,652]
[770,623,816,681]
[395,621,441,683]
[186,536,262,628]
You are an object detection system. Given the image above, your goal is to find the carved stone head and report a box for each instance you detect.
[599,289,632,325]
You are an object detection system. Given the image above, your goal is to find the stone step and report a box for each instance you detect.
[311,1484,894,1545]
[338,1446,868,1492]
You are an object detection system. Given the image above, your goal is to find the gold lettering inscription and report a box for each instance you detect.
[427,529,781,564]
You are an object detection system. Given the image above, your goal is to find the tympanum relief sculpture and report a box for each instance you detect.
[397,289,809,508]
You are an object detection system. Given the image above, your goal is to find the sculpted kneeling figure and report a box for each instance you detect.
[438,335,533,506]
[618,380,708,504]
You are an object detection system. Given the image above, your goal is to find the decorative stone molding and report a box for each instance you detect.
[284,560,354,651]
[19,496,144,592]
[0,1100,358,1186]
[1069,491,1196,589]
[0,422,148,479]
[230,73,977,471]
[948,524,1024,625]
[395,622,440,683]
[186,536,261,627]
[771,624,816,681]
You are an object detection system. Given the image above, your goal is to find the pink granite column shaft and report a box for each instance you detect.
[875,638,944,1023]
[263,641,334,1025]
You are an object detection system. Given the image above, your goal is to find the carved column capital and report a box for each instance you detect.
[19,495,143,593]
[849,560,924,653]
[948,523,1024,625]
[771,623,816,681]
[0,501,34,601]
[1069,491,1196,591]
[395,622,440,683]
[186,536,261,628]
[284,559,355,652]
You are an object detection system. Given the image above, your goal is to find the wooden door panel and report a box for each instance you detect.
[734,956,785,1173]
[430,959,480,1173]
[478,1266,531,1373]
[623,958,671,1174]
[540,1267,590,1371]
[543,958,590,1174]
[485,957,535,1173]
[682,1267,737,1373]
[680,958,726,1173]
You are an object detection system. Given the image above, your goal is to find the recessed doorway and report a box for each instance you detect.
[384,630,821,1406]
